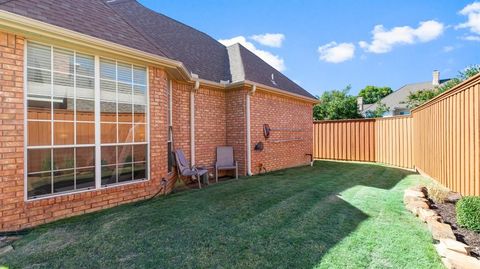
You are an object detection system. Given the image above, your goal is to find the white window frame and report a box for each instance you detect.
[167,80,173,174]
[98,57,150,187]
[24,41,150,201]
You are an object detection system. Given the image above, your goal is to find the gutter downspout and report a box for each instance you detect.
[191,79,200,166]
[246,84,256,176]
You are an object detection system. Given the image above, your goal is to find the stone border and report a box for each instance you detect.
[404,186,480,269]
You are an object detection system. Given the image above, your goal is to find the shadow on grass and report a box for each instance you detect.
[1,161,414,268]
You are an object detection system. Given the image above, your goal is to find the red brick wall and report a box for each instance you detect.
[195,87,227,170]
[171,83,246,177]
[171,81,191,165]
[250,91,313,174]
[171,83,235,177]
[226,88,247,175]
[0,31,171,231]
[0,32,26,231]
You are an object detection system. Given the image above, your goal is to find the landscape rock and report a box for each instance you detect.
[445,192,462,204]
[409,186,428,196]
[0,245,13,256]
[435,243,448,258]
[424,215,442,223]
[403,195,428,205]
[404,189,426,199]
[439,238,472,255]
[406,201,429,215]
[442,248,480,269]
[427,219,456,240]
[417,208,438,223]
[441,257,453,269]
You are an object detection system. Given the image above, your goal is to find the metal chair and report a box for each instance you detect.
[215,146,238,182]
[174,149,208,189]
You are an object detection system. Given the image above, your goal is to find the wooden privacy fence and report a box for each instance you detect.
[313,119,376,162]
[313,117,412,169]
[412,74,480,196]
[375,117,413,169]
[313,73,480,196]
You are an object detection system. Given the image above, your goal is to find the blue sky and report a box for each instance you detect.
[140,0,480,96]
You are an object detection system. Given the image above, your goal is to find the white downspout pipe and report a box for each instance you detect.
[246,84,256,176]
[190,79,200,166]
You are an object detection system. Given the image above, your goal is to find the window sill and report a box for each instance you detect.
[26,178,150,202]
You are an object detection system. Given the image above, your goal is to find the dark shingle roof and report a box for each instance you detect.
[236,44,315,99]
[0,0,163,56]
[106,0,231,83]
[0,0,315,99]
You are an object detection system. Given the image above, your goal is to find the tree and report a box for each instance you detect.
[436,78,461,94]
[405,89,439,109]
[406,65,480,108]
[460,64,480,80]
[365,102,390,118]
[313,85,362,120]
[358,85,392,104]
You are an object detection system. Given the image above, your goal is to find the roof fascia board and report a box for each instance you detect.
[228,80,319,104]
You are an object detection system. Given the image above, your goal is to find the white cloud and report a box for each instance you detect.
[359,20,444,53]
[462,35,480,41]
[317,42,355,63]
[219,36,286,71]
[443,45,455,52]
[456,2,480,39]
[250,33,285,48]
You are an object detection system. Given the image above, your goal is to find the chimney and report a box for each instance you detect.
[357,97,364,111]
[432,70,440,86]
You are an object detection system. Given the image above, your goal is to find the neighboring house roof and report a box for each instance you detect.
[0,0,315,100]
[361,79,451,113]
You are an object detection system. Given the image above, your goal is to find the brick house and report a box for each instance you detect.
[0,0,317,231]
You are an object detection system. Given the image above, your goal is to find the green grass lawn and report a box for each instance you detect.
[0,161,443,268]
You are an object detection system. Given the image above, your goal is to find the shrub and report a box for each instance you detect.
[456,196,480,232]
[427,185,450,204]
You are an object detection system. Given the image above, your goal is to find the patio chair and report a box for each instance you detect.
[215,146,238,182]
[174,149,208,189]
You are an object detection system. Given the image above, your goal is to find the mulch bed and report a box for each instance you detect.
[431,201,480,259]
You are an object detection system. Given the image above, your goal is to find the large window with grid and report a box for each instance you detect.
[25,42,149,199]
[99,59,148,186]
